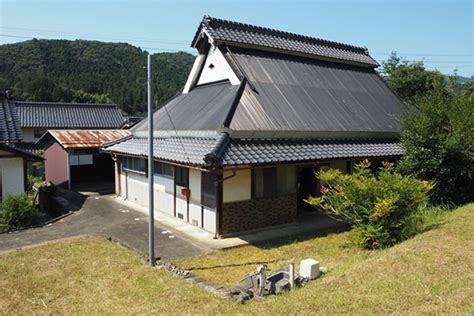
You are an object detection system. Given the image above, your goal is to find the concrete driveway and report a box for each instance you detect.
[0,194,209,260]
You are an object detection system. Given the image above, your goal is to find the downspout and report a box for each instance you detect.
[112,154,121,196]
[66,152,71,190]
[214,170,223,239]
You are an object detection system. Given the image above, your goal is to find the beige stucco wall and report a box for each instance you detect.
[223,168,251,203]
[188,169,201,205]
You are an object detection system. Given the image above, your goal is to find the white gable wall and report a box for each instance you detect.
[196,46,240,86]
[0,156,25,198]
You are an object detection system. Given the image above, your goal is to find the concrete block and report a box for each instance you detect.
[299,258,320,279]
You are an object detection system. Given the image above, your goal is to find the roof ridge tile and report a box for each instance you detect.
[193,15,377,67]
[203,15,367,54]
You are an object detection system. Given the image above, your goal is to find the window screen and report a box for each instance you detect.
[175,166,189,187]
[122,157,146,173]
[252,168,278,198]
[70,155,93,166]
[154,162,173,178]
[201,172,217,208]
[253,166,296,198]
[278,165,296,195]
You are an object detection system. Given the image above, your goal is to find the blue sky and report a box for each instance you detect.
[1,0,472,77]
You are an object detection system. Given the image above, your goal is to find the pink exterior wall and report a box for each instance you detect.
[45,142,69,186]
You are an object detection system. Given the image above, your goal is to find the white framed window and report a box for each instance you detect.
[70,154,93,166]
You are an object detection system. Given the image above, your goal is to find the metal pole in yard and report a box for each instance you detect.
[147,53,155,266]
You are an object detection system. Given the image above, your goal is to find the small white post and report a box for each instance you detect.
[257,265,266,296]
[289,263,295,290]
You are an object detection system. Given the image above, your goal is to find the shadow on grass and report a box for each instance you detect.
[186,258,285,271]
[183,226,351,272]
[250,224,351,250]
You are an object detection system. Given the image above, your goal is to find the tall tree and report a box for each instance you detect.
[0,39,195,115]
[379,52,447,101]
[397,78,474,204]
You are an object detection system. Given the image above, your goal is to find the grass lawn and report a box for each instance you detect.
[1,204,473,314]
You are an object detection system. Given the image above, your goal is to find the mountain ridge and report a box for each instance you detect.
[0,39,195,115]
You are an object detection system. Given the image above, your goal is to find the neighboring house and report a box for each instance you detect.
[0,94,43,198]
[123,116,145,129]
[16,101,126,145]
[9,100,126,176]
[37,130,130,189]
[102,16,404,237]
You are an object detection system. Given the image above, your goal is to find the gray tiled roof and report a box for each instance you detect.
[223,139,404,166]
[192,16,378,67]
[0,96,23,142]
[102,137,218,165]
[102,136,403,166]
[15,101,126,129]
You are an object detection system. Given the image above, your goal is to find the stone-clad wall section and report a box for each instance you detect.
[221,194,297,235]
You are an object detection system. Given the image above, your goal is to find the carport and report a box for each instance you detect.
[38,130,130,190]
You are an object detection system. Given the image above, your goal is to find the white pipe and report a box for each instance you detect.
[257,265,266,296]
[289,263,295,290]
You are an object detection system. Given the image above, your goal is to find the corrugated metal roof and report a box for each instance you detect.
[15,101,126,129]
[0,96,23,142]
[102,136,403,166]
[133,81,240,134]
[229,48,401,135]
[45,130,131,149]
[192,16,378,67]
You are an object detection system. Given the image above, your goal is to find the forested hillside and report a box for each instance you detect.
[0,39,195,114]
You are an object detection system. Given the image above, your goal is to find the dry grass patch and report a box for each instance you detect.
[177,230,372,287]
[0,204,472,314]
[0,236,231,314]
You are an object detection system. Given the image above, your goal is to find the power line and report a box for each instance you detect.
[1,25,472,57]
[371,52,473,57]
[0,34,196,54]
[0,34,32,39]
[0,33,471,65]
[0,26,190,45]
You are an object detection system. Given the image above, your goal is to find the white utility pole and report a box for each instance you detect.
[147,54,155,266]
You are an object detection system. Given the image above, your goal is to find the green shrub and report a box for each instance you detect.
[306,160,433,249]
[398,79,474,205]
[0,193,39,232]
[407,203,451,234]
[27,175,45,193]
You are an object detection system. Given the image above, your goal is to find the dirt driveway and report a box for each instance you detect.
[0,194,209,260]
